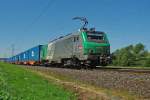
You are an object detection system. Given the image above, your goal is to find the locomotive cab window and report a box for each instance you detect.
[87,32,105,42]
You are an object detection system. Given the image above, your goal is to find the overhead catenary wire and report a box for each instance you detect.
[11,44,15,57]
[24,0,55,32]
[9,0,55,58]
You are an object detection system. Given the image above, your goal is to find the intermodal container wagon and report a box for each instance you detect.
[14,55,19,64]
[20,51,29,64]
[7,45,46,65]
[12,56,15,63]
[28,45,43,65]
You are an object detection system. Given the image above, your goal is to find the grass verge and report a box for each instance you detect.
[0,62,76,100]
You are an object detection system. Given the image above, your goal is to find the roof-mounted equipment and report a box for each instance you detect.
[72,17,88,30]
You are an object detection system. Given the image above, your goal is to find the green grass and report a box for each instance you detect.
[0,62,76,100]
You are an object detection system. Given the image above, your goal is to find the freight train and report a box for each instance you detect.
[7,17,111,67]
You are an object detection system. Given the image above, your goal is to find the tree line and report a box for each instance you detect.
[112,43,150,67]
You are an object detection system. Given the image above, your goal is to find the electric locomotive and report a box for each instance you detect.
[46,17,110,67]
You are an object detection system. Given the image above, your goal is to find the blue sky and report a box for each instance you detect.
[0,0,150,58]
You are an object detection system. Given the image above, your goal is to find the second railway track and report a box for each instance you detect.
[95,67,150,73]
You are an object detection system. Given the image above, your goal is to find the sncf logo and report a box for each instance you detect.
[32,51,34,57]
[78,45,82,49]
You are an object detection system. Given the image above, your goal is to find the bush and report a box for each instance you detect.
[143,58,150,67]
[112,43,150,67]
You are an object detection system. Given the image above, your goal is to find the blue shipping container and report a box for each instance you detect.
[20,51,29,62]
[28,45,42,62]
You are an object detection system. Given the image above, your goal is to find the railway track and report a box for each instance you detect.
[38,65,150,74]
[23,65,150,99]
[95,66,150,73]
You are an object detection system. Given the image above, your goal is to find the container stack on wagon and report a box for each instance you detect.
[0,58,8,62]
[8,45,48,65]
[28,45,41,65]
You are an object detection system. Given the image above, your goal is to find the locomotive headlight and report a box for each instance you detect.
[107,56,110,59]
[100,56,103,59]
[89,49,94,54]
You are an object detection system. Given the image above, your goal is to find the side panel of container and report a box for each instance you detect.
[20,51,29,64]
[20,53,24,63]
[13,56,16,63]
[40,44,48,61]
[28,45,42,62]
[14,55,19,63]
[12,56,14,63]
[9,57,12,63]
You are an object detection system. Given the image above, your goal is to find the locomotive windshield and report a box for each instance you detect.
[87,32,105,42]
